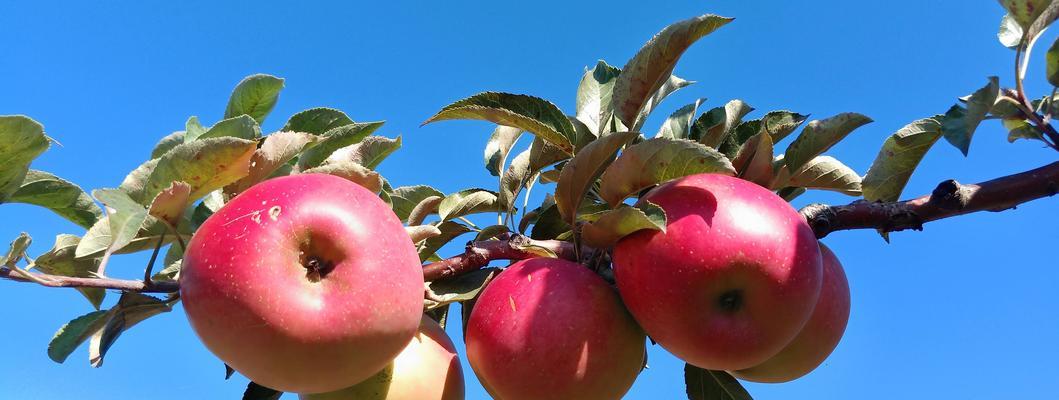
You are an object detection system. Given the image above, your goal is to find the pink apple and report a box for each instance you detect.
[612,173,823,371]
[465,258,645,400]
[180,173,424,393]
[732,243,851,382]
[299,315,465,400]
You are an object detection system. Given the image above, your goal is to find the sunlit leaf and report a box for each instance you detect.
[282,107,355,134]
[8,170,102,228]
[731,132,775,187]
[324,135,401,170]
[0,115,49,201]
[580,202,666,248]
[782,156,862,196]
[424,92,577,154]
[197,114,262,141]
[555,132,638,223]
[784,113,873,171]
[296,121,385,169]
[692,100,755,147]
[93,189,149,255]
[89,292,171,367]
[302,162,383,193]
[148,181,191,226]
[438,189,503,221]
[224,74,284,124]
[227,131,321,194]
[483,126,524,176]
[862,117,943,202]
[657,98,706,139]
[406,224,443,244]
[598,138,735,206]
[417,221,473,261]
[576,60,622,134]
[33,234,105,308]
[47,310,110,364]
[499,138,569,211]
[150,131,185,159]
[144,137,257,203]
[388,185,445,222]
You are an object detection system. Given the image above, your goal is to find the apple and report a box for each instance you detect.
[465,258,645,400]
[732,243,851,382]
[612,173,823,371]
[179,173,425,393]
[299,315,465,400]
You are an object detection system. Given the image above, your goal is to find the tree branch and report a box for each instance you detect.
[801,161,1059,238]
[422,235,577,281]
[0,267,180,293]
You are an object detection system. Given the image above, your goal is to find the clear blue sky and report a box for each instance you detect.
[1,1,1056,399]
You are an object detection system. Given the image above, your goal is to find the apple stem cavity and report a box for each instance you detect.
[717,289,744,313]
[304,256,335,283]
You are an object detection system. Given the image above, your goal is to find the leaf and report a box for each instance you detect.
[198,115,262,141]
[555,132,638,223]
[999,14,1025,49]
[475,224,510,241]
[783,156,862,196]
[47,310,111,364]
[0,115,50,201]
[657,98,706,139]
[632,75,694,132]
[2,232,31,266]
[598,138,736,206]
[243,382,283,400]
[1047,36,1059,86]
[8,170,102,228]
[483,126,524,176]
[423,92,577,154]
[580,202,666,248]
[731,132,775,187]
[424,268,498,310]
[685,364,753,400]
[94,189,151,256]
[282,107,354,134]
[225,74,284,124]
[940,77,999,156]
[417,221,473,261]
[1003,118,1045,142]
[117,158,159,205]
[150,131,185,159]
[692,100,755,147]
[862,117,943,202]
[302,162,382,193]
[227,131,321,194]
[611,14,733,128]
[151,259,182,282]
[438,189,503,221]
[297,121,385,169]
[89,292,172,367]
[760,110,810,142]
[998,0,1053,29]
[144,137,257,203]
[784,113,873,172]
[388,185,445,222]
[75,214,183,258]
[33,234,105,308]
[1023,0,1059,45]
[183,116,208,142]
[148,181,191,226]
[499,138,569,211]
[406,225,443,244]
[324,135,402,170]
[530,203,570,240]
[576,60,622,134]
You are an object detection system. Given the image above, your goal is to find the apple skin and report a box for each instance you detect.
[465,258,645,400]
[179,173,424,394]
[299,315,465,400]
[732,243,851,382]
[612,173,823,371]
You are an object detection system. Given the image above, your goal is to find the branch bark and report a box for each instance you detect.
[0,267,180,293]
[422,235,577,281]
[801,161,1059,238]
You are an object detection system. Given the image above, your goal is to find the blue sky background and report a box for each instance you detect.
[1,1,1057,399]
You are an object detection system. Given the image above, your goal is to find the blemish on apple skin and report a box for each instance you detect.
[250,212,262,224]
[269,206,282,221]
[508,296,517,312]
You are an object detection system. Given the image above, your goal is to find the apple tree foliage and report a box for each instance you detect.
[3,2,1059,399]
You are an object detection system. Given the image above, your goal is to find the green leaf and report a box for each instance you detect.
[152,258,182,282]
[499,138,569,211]
[1047,36,1059,86]
[941,77,999,156]
[33,234,105,308]
[75,214,184,258]
[784,112,873,171]
[424,268,498,310]
[423,92,577,154]
[147,181,191,226]
[576,60,622,134]
[438,189,503,221]
[1023,1,1059,45]
[484,126,524,176]
[144,137,257,203]
[612,14,733,128]
[198,115,262,141]
[93,189,149,254]
[731,132,775,188]
[862,117,943,202]
[598,138,736,206]
[8,170,102,228]
[760,110,810,142]
[692,100,755,147]
[2,232,31,266]
[47,310,111,364]
[999,14,1025,49]
[555,132,638,223]
[782,156,862,196]
[183,116,208,142]
[388,185,445,222]
[89,292,171,367]
[580,202,666,248]
[657,99,706,139]
[150,131,185,159]
[227,131,321,194]
[296,121,385,169]
[530,203,569,240]
[224,74,284,124]
[302,162,383,193]
[282,107,354,134]
[417,221,473,261]
[998,0,1053,29]
[632,75,694,132]
[324,135,402,170]
[475,224,510,241]
[117,159,159,205]
[406,224,443,244]
[1003,118,1045,142]
[685,364,753,400]
[0,115,50,201]
[243,382,283,400]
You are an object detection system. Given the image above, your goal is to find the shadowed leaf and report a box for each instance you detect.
[657,98,706,139]
[8,170,102,228]
[731,132,775,188]
[47,310,110,364]
[555,132,638,222]
[784,113,873,171]
[499,138,569,211]
[424,268,498,310]
[88,293,171,367]
[940,77,999,156]
[484,126,524,176]
[34,234,105,308]
[692,100,755,147]
[685,364,753,400]
[581,202,666,248]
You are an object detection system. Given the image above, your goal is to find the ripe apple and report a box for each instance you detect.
[299,315,465,400]
[732,243,851,382]
[180,173,425,393]
[612,173,823,371]
[465,258,645,400]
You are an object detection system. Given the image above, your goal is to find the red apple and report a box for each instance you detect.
[612,173,823,371]
[465,258,645,400]
[732,243,851,382]
[180,173,424,393]
[299,315,465,400]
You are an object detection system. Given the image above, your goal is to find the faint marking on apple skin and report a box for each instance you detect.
[508,296,517,312]
[269,206,282,221]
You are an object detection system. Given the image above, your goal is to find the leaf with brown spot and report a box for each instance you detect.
[148,181,191,227]
[144,137,257,203]
[228,131,321,194]
[302,162,382,194]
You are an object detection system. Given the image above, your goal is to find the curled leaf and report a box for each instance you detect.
[598,138,735,206]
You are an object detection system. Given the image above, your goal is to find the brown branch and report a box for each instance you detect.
[802,161,1059,238]
[0,267,180,293]
[422,235,578,281]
